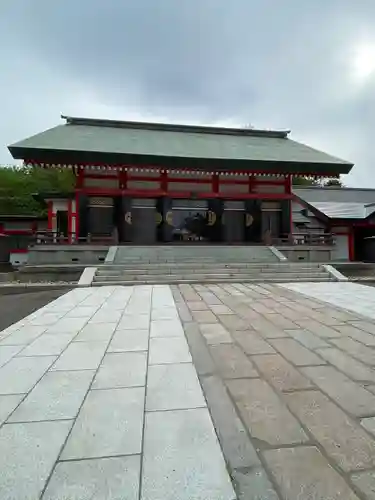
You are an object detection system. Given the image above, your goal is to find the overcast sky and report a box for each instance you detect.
[0,0,373,186]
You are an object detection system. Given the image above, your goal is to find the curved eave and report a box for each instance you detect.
[9,146,353,177]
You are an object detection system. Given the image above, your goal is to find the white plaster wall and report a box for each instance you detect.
[219,183,248,194]
[332,235,349,260]
[253,183,285,193]
[169,182,209,192]
[10,252,28,266]
[127,180,160,190]
[84,178,119,188]
[52,200,68,212]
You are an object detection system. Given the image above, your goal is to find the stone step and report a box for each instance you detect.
[114,256,278,265]
[96,266,324,276]
[92,276,333,286]
[99,262,322,270]
[93,271,331,282]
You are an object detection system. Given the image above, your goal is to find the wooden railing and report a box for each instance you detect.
[275,233,335,246]
[30,231,336,247]
[30,232,114,246]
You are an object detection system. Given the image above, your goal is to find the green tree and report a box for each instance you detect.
[323,178,344,187]
[292,176,319,186]
[0,165,75,215]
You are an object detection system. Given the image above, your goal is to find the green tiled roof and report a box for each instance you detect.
[8,116,353,175]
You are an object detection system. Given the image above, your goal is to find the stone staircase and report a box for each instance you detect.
[91,246,334,285]
[113,245,279,264]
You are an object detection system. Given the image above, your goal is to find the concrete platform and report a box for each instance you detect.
[3,282,375,498]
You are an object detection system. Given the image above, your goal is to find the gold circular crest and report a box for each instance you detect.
[124,212,132,225]
[165,211,173,226]
[207,210,217,226]
[245,213,254,227]
[155,212,162,225]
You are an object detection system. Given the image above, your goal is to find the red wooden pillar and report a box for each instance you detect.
[74,167,85,241]
[285,175,293,232]
[47,201,54,231]
[248,175,253,193]
[348,227,355,261]
[212,173,219,195]
[119,170,128,190]
[160,171,168,193]
[67,199,72,243]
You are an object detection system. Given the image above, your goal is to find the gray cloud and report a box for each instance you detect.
[0,0,374,185]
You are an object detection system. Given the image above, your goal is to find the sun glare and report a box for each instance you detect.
[352,42,375,81]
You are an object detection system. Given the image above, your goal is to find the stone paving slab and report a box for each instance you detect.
[232,331,276,355]
[43,455,141,500]
[9,370,95,422]
[302,365,375,417]
[351,470,375,500]
[316,347,375,383]
[0,394,24,425]
[209,343,258,379]
[252,353,313,392]
[231,468,279,500]
[286,390,375,471]
[61,387,145,459]
[284,328,330,349]
[19,332,77,356]
[0,355,57,395]
[141,408,235,500]
[268,337,326,366]
[263,447,360,500]
[74,322,117,342]
[146,363,206,411]
[92,351,147,389]
[0,345,24,368]
[332,336,375,366]
[108,328,149,352]
[0,420,72,500]
[0,324,47,345]
[227,378,308,446]
[50,341,108,371]
[201,375,261,470]
[149,337,192,364]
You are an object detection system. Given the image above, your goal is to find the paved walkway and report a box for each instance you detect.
[279,281,375,320]
[3,283,375,498]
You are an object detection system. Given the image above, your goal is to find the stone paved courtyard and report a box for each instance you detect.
[2,282,375,498]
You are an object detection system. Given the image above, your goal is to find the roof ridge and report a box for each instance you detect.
[61,115,290,139]
[293,186,375,192]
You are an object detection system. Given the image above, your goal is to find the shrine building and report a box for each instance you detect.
[8,115,353,246]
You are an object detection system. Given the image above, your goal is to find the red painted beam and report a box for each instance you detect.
[353,222,375,228]
[84,173,119,180]
[9,248,28,254]
[78,186,294,200]
[2,229,34,235]
[28,159,338,178]
[125,175,285,185]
